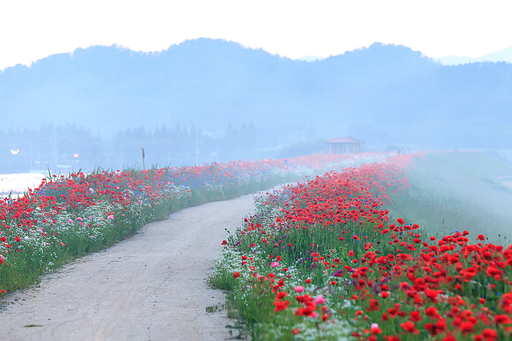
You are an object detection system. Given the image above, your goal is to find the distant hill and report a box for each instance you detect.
[435,55,476,65]
[1,38,511,150]
[296,56,325,62]
[437,45,512,65]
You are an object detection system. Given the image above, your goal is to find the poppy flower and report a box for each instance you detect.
[425,306,439,318]
[400,321,419,334]
[273,300,290,312]
[276,291,288,300]
[495,314,512,324]
[387,337,401,341]
[313,295,325,305]
[409,311,421,322]
[460,321,475,334]
[400,282,410,290]
[370,323,382,335]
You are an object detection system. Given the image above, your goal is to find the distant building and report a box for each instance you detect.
[326,137,365,154]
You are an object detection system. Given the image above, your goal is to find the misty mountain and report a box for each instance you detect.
[1,38,511,150]
[437,45,512,65]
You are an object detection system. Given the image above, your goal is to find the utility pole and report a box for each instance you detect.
[194,120,200,166]
[141,147,146,170]
[53,127,58,172]
[195,134,199,166]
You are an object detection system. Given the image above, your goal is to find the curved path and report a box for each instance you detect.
[0,193,260,341]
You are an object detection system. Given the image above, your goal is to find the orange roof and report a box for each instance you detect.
[326,137,365,144]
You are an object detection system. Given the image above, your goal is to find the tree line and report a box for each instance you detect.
[0,123,258,173]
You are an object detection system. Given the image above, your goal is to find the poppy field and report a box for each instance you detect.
[212,153,512,340]
[0,152,386,296]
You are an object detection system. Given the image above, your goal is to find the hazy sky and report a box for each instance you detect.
[1,0,511,70]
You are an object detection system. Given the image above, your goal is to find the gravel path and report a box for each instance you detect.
[0,193,259,341]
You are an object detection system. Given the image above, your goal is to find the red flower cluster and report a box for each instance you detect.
[223,153,512,340]
[2,152,394,295]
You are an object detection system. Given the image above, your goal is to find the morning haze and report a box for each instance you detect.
[1,38,511,172]
[4,8,512,337]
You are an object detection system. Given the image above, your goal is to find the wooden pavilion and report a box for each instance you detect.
[326,137,365,154]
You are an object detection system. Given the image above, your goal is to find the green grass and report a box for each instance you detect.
[386,151,512,243]
[209,152,512,340]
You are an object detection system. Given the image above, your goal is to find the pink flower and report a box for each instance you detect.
[295,286,304,293]
[271,262,279,268]
[67,219,73,223]
[313,295,325,305]
[107,215,114,220]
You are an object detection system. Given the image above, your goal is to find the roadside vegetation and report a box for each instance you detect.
[0,153,386,295]
[387,152,512,244]
[212,152,512,340]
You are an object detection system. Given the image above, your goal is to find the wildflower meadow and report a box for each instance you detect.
[4,150,510,341]
[212,153,512,340]
[0,152,386,295]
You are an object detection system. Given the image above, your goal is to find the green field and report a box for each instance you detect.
[387,151,512,243]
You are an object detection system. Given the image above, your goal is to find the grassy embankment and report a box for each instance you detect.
[386,151,512,243]
[210,151,512,340]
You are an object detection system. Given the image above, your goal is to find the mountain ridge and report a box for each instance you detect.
[437,45,512,65]
[1,38,510,150]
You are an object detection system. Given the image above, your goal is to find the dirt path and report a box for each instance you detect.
[0,192,261,341]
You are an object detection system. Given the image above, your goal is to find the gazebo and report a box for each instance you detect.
[326,137,365,154]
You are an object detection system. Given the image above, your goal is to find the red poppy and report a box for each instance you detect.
[495,314,512,324]
[387,337,402,341]
[460,321,475,334]
[442,334,457,341]
[481,329,498,339]
[370,325,382,335]
[400,321,419,334]
[399,282,410,290]
[276,291,287,300]
[409,311,421,322]
[425,306,439,319]
[273,300,290,312]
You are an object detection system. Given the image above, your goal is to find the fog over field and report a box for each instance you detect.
[387,152,512,242]
[3,12,512,337]
[1,38,511,172]
[2,38,512,232]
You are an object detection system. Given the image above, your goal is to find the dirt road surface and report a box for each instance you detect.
[0,193,261,341]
